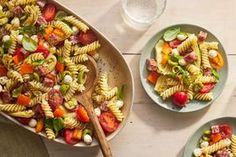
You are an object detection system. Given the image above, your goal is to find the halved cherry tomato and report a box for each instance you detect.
[211,133,222,143]
[35,45,49,58]
[20,63,33,74]
[210,52,224,69]
[99,112,119,133]
[0,65,8,76]
[55,62,65,73]
[147,71,159,84]
[75,106,90,123]
[64,129,79,145]
[17,94,30,106]
[53,107,64,117]
[78,30,97,45]
[169,39,182,48]
[219,124,233,138]
[42,4,57,22]
[200,83,215,93]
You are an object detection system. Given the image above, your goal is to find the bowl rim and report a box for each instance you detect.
[139,23,229,113]
[183,116,236,157]
[0,0,134,148]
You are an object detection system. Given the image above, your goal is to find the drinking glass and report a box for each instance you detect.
[121,0,166,29]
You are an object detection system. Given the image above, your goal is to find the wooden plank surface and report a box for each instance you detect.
[43,0,236,157]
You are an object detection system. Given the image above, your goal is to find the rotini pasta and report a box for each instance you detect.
[160,85,185,100]
[41,99,54,118]
[231,134,236,156]
[74,41,101,55]
[25,53,44,64]
[63,16,89,32]
[194,93,213,101]
[0,104,26,112]
[107,102,124,122]
[9,110,35,118]
[45,127,55,140]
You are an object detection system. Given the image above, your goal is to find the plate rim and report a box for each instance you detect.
[183,116,236,157]
[139,23,229,113]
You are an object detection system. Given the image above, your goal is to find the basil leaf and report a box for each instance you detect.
[12,86,22,98]
[39,25,46,35]
[0,47,4,56]
[57,56,64,63]
[163,28,180,42]
[212,69,220,80]
[32,59,45,66]
[22,36,37,52]
[116,85,125,100]
[44,118,54,130]
[60,84,70,95]
[20,26,37,36]
[56,11,67,20]
[3,39,12,50]
[53,118,64,135]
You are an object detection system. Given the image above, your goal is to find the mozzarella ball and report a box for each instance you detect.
[31,35,39,43]
[64,75,73,84]
[177,34,187,41]
[0,76,8,85]
[83,134,93,145]
[178,58,187,66]
[29,119,37,128]
[94,107,101,117]
[72,26,79,34]
[208,50,218,59]
[43,42,49,49]
[53,85,61,90]
[17,35,23,44]
[114,100,124,109]
[2,35,10,42]
[200,141,209,148]
[11,17,20,28]
[193,148,202,157]
[171,49,179,56]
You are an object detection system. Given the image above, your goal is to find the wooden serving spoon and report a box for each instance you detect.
[76,56,113,157]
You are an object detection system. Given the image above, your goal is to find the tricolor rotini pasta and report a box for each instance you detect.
[146,27,224,107]
[0,0,124,146]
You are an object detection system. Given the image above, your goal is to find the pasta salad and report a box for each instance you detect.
[0,0,125,145]
[146,27,224,107]
[193,123,235,157]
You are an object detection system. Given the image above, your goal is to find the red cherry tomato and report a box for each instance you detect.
[210,133,222,143]
[75,106,90,123]
[34,45,49,58]
[200,83,215,93]
[42,4,57,22]
[219,124,233,138]
[63,129,79,145]
[169,39,182,48]
[78,30,97,45]
[172,92,188,107]
[99,112,119,133]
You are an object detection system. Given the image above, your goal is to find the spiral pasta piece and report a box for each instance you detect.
[92,94,106,104]
[64,81,79,101]
[107,102,124,122]
[41,99,54,118]
[177,35,196,53]
[25,53,44,64]
[9,110,35,118]
[186,89,194,100]
[166,77,179,86]
[23,5,41,26]
[64,116,82,129]
[104,87,118,100]
[194,92,213,101]
[63,16,89,32]
[0,104,26,112]
[200,45,212,70]
[8,30,18,55]
[191,41,201,68]
[231,134,236,156]
[7,70,23,83]
[12,0,36,5]
[4,79,17,91]
[29,81,51,92]
[154,75,169,94]
[71,54,88,63]
[186,64,201,75]
[2,54,14,69]
[64,58,79,77]
[45,54,57,72]
[197,76,217,84]
[63,39,72,58]
[201,42,219,50]
[45,127,55,140]
[97,72,110,95]
[74,41,101,55]
[160,85,185,100]
[77,64,89,73]
[52,21,73,37]
[201,138,231,154]
[29,94,44,107]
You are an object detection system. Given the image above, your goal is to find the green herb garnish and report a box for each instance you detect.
[22,35,37,52]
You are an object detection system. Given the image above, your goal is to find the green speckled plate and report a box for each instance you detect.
[183,117,236,157]
[139,24,228,112]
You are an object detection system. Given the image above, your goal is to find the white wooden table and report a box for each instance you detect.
[43,0,236,157]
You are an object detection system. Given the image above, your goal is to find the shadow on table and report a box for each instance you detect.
[94,1,148,53]
[45,140,101,157]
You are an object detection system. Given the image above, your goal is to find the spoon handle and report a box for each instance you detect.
[85,98,113,157]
